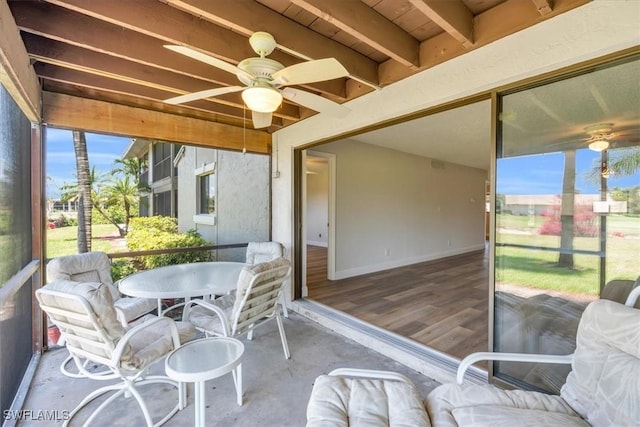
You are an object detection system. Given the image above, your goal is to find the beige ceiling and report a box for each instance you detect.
[7,0,589,136]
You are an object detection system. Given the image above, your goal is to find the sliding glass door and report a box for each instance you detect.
[494,57,640,392]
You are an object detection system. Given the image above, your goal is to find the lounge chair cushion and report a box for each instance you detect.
[426,383,588,427]
[561,299,640,426]
[306,374,430,427]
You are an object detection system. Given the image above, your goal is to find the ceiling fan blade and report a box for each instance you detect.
[272,58,348,86]
[252,111,272,129]
[164,86,244,104]
[164,45,253,81]
[281,87,349,117]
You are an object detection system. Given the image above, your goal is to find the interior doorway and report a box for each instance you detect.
[303,151,335,297]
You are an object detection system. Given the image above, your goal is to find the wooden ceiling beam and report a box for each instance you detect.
[163,0,379,89]
[35,63,257,120]
[43,0,346,98]
[379,0,590,86]
[43,91,272,154]
[530,0,553,16]
[0,0,40,122]
[23,34,300,120]
[42,79,286,130]
[408,0,474,48]
[291,0,419,69]
[10,2,238,86]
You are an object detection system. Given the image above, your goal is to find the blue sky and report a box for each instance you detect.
[46,128,131,198]
[497,149,639,195]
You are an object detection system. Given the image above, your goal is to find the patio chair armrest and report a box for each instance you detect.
[113,305,128,327]
[182,299,231,336]
[112,316,180,362]
[457,352,574,385]
[625,285,640,307]
[329,368,414,384]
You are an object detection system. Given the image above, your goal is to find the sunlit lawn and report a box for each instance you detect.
[497,214,640,295]
[46,224,125,259]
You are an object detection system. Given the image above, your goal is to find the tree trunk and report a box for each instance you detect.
[558,149,576,268]
[73,130,92,253]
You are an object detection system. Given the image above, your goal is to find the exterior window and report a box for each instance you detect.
[152,143,172,182]
[153,190,172,216]
[199,173,215,214]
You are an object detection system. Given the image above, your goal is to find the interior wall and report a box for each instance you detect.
[313,140,486,279]
[306,162,328,247]
[271,1,640,269]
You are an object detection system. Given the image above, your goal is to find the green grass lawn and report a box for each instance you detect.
[46,224,125,259]
[496,214,640,295]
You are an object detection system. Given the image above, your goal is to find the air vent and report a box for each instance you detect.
[431,160,445,169]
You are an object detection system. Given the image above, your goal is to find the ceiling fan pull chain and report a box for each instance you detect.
[243,103,247,154]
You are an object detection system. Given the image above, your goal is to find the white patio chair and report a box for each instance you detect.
[47,251,156,326]
[183,257,292,359]
[245,241,289,318]
[46,251,157,378]
[36,279,195,427]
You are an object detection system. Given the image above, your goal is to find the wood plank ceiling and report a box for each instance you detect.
[7,0,589,141]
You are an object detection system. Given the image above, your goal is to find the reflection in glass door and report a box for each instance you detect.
[494,57,640,392]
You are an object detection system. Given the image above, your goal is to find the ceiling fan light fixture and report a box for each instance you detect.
[242,86,282,113]
[588,138,609,152]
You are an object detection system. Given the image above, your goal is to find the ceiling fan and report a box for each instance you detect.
[163,32,350,128]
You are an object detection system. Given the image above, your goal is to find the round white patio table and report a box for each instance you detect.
[118,261,246,315]
[165,337,244,426]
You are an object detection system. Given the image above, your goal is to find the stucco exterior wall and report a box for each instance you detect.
[177,147,270,261]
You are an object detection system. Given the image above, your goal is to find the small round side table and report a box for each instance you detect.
[165,337,244,426]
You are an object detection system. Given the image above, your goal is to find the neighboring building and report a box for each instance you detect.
[123,138,179,218]
[502,194,628,216]
[124,139,270,261]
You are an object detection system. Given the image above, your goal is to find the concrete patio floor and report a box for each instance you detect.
[18,312,441,426]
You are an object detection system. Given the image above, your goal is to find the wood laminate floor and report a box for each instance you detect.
[307,245,489,360]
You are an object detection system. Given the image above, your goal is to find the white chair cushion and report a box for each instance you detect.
[561,299,640,426]
[186,293,236,334]
[426,384,588,427]
[129,314,196,345]
[46,252,119,301]
[306,374,430,427]
[114,297,158,323]
[233,257,290,316]
[41,279,126,359]
[245,241,283,264]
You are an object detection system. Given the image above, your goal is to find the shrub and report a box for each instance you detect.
[539,201,598,237]
[111,258,138,282]
[126,216,211,269]
[48,214,78,228]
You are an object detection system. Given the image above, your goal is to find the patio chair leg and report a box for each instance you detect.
[279,293,289,319]
[231,364,243,406]
[247,324,255,341]
[275,312,290,359]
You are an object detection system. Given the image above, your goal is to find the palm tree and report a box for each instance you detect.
[94,175,139,237]
[558,149,576,268]
[72,130,91,253]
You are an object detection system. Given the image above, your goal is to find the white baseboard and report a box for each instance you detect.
[306,240,328,248]
[333,244,486,280]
